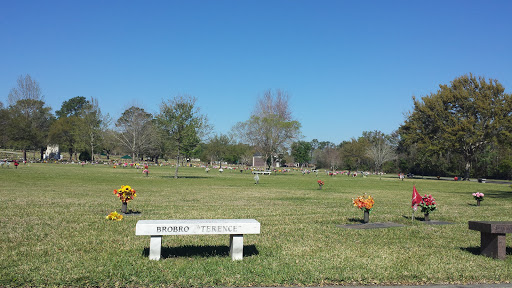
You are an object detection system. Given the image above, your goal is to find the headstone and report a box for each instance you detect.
[337,222,405,229]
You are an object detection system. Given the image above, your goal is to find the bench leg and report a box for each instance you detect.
[229,234,243,261]
[480,232,507,260]
[149,236,162,260]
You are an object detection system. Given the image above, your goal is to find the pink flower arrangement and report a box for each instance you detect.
[472,192,484,201]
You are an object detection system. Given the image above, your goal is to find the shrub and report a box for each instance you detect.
[79,150,91,161]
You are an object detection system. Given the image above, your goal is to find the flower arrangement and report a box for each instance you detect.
[419,194,437,214]
[317,180,324,189]
[143,169,149,176]
[472,192,484,206]
[113,185,137,203]
[472,192,484,201]
[352,194,374,212]
[106,211,123,221]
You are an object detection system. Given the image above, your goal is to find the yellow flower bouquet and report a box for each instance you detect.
[113,185,137,213]
[106,211,123,221]
[113,185,137,203]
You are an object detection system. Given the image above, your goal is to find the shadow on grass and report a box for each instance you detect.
[122,210,141,216]
[348,218,366,223]
[160,175,210,179]
[460,246,481,256]
[401,215,429,222]
[451,189,512,199]
[142,244,259,259]
[460,246,512,257]
[481,191,512,199]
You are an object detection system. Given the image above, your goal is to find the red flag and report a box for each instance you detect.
[412,185,422,207]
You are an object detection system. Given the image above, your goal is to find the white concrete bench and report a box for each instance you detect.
[136,219,260,261]
[252,171,271,175]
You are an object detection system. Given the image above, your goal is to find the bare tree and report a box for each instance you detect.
[8,74,43,105]
[115,106,156,162]
[366,131,396,179]
[234,89,301,169]
[324,146,341,172]
[239,148,254,168]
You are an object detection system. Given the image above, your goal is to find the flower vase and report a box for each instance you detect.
[424,213,430,221]
[319,186,322,190]
[363,210,369,223]
[477,199,481,206]
[121,202,128,214]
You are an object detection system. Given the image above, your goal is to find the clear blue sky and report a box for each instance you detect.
[1,0,511,144]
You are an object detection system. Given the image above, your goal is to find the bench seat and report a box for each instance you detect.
[468,221,512,259]
[252,171,271,175]
[136,219,260,261]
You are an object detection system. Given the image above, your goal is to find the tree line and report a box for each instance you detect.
[2,73,512,179]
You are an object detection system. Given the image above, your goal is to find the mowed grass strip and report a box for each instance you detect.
[0,164,511,287]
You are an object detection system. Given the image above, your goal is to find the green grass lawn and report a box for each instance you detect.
[1,164,511,287]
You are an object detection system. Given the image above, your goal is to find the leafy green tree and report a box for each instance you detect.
[77,98,108,162]
[49,96,96,161]
[156,95,210,178]
[48,116,78,161]
[7,99,53,161]
[101,128,119,161]
[339,138,370,172]
[55,96,88,118]
[203,134,231,166]
[0,102,8,148]
[233,89,301,169]
[291,141,312,167]
[400,74,512,180]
